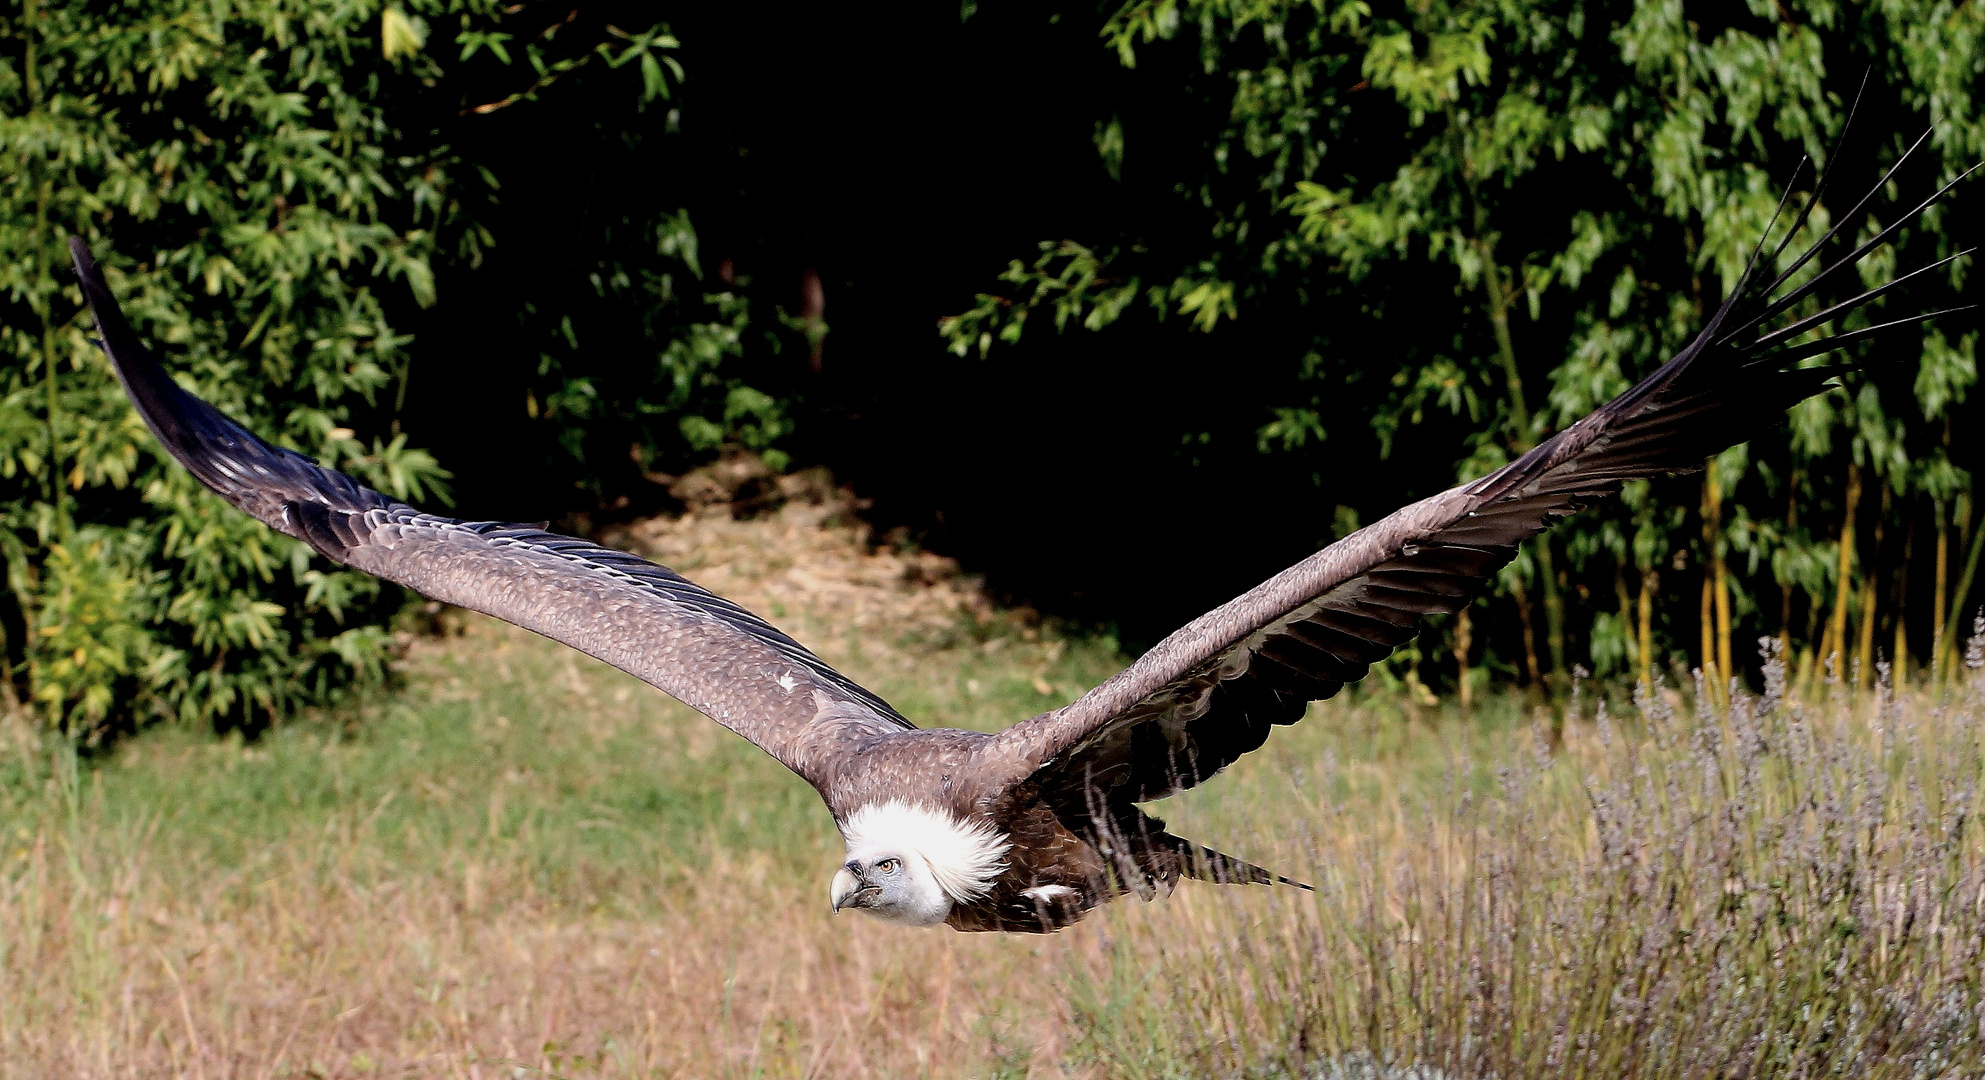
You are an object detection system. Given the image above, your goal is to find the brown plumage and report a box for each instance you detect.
[71,140,1971,933]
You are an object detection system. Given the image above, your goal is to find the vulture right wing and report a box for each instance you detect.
[71,238,914,789]
[989,134,1976,810]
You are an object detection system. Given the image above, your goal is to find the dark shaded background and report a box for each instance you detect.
[400,1,1481,650]
[400,1,1980,663]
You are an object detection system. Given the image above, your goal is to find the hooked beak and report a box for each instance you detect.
[830,865,877,914]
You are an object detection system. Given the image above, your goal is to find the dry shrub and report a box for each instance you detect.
[1088,656,1985,1079]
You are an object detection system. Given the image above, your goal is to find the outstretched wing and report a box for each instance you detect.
[988,136,1975,809]
[70,237,913,788]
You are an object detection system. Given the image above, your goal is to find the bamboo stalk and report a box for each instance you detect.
[24,0,66,540]
[1780,469,1800,668]
[1893,503,1913,692]
[1451,607,1473,710]
[1827,462,1862,680]
[1537,540,1567,682]
[1933,499,1950,684]
[1856,487,1887,691]
[1795,599,1823,699]
[42,319,62,532]
[1856,571,1879,691]
[1478,246,1563,688]
[1711,466,1733,695]
[1939,493,1974,683]
[1614,569,1635,682]
[1512,572,1542,690]
[1700,565,1717,698]
[1715,560,1733,693]
[1811,616,1837,693]
[1638,568,1657,696]
[1700,464,1730,704]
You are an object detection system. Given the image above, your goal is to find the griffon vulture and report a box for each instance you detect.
[71,139,1971,933]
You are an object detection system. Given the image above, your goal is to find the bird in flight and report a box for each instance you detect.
[72,136,1970,933]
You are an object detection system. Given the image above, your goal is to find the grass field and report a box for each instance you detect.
[3,498,1983,1078]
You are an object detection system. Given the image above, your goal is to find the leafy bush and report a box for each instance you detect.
[0,0,768,734]
[945,0,1983,698]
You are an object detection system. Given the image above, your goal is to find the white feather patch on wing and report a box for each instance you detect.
[840,800,1010,904]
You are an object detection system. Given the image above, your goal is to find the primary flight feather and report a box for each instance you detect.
[71,144,1970,933]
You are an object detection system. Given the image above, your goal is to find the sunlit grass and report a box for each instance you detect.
[2,500,1981,1077]
[1075,673,1985,1080]
[0,610,1112,1078]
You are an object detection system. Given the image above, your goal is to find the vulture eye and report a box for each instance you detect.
[876,859,900,875]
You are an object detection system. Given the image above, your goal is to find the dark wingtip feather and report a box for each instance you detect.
[70,240,386,528]
[69,238,201,457]
[1725,149,1980,354]
[1760,304,1980,370]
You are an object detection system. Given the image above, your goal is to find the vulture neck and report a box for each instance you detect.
[840,800,1010,903]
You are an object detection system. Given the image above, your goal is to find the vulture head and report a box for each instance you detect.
[830,850,950,925]
[830,801,1009,927]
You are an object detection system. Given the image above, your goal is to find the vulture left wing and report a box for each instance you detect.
[987,139,1975,810]
[70,238,913,788]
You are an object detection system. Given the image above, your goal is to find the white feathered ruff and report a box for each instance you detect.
[840,801,1010,903]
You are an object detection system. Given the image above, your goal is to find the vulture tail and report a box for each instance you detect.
[1169,833,1313,891]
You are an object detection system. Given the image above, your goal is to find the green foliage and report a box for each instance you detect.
[7,0,1978,737]
[0,0,766,734]
[530,209,795,478]
[947,0,1983,690]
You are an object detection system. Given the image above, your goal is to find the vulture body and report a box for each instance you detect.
[71,142,1971,933]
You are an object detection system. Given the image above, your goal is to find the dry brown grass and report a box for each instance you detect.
[0,790,1089,1077]
[3,493,1981,1078]
[0,494,1128,1078]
